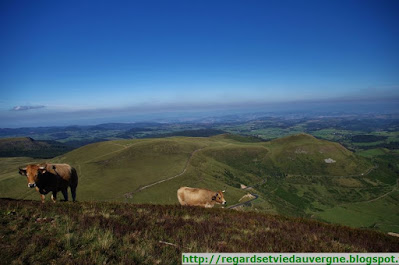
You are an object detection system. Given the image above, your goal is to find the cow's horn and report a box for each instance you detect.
[39,166,46,169]
[19,167,27,176]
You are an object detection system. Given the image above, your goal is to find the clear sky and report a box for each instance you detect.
[0,0,398,127]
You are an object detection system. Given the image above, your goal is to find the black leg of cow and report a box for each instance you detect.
[71,186,77,202]
[51,191,57,203]
[61,189,68,201]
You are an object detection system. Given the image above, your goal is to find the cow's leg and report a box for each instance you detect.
[40,194,45,203]
[71,186,77,202]
[61,188,68,201]
[51,191,57,203]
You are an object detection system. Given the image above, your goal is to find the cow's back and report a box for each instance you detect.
[44,164,77,184]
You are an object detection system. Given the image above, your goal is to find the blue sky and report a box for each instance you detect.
[1,0,398,127]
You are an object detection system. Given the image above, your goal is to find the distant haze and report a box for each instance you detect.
[1,98,398,128]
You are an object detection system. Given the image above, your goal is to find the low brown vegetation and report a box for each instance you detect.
[1,199,398,264]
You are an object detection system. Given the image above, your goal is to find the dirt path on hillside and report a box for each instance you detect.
[227,193,259,209]
[227,179,266,209]
[335,178,399,207]
[287,164,378,179]
[227,163,378,210]
[228,167,395,210]
[123,147,205,198]
[83,143,135,163]
[73,143,133,181]
[353,178,399,204]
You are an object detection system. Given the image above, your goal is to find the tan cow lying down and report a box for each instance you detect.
[19,163,78,203]
[177,187,227,208]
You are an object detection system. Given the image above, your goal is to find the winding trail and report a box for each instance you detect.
[227,179,266,209]
[83,143,134,163]
[227,193,259,209]
[287,164,378,178]
[351,178,399,204]
[226,163,384,209]
[73,143,133,183]
[71,140,388,208]
[124,147,205,198]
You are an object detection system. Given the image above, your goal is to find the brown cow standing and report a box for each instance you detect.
[19,163,78,203]
[177,187,227,208]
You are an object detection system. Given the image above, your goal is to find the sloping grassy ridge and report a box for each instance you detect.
[0,137,71,158]
[1,199,398,265]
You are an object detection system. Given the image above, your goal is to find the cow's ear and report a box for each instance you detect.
[19,168,27,176]
[38,166,46,174]
[212,192,219,200]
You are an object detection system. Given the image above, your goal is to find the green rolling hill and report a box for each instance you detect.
[0,133,398,233]
[0,137,72,158]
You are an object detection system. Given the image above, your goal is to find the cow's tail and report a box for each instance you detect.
[70,167,78,202]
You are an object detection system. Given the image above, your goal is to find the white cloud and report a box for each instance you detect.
[11,105,46,111]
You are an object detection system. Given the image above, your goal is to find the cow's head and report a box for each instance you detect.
[19,164,47,188]
[212,190,227,205]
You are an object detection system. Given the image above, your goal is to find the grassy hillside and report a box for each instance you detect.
[1,199,398,265]
[0,137,72,158]
[1,134,397,233]
[266,134,371,176]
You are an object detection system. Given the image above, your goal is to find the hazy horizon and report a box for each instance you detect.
[1,98,398,128]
